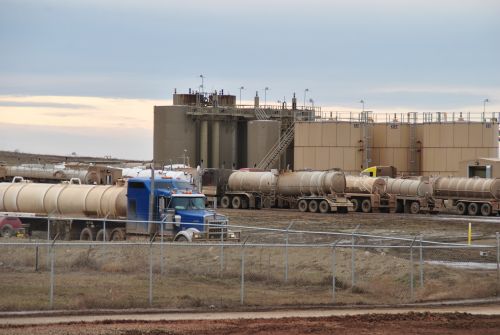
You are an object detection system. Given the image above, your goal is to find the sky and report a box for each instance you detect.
[0,0,499,160]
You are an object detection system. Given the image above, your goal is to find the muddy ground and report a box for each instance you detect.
[2,313,500,334]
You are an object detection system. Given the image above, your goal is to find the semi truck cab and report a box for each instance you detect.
[126,177,238,241]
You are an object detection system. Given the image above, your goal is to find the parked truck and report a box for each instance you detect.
[0,177,238,241]
[204,169,352,213]
[344,175,395,213]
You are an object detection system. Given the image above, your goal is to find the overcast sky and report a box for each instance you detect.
[0,0,499,160]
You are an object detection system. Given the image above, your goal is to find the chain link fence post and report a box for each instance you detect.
[351,233,355,290]
[240,237,249,305]
[220,224,224,278]
[410,236,416,302]
[49,242,55,309]
[149,237,154,307]
[496,232,499,295]
[419,234,424,288]
[331,242,339,303]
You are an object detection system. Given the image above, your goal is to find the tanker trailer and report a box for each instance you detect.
[221,170,352,213]
[0,177,237,242]
[385,178,435,214]
[344,176,394,213]
[432,177,500,216]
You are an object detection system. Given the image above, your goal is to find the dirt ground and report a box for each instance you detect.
[2,313,500,334]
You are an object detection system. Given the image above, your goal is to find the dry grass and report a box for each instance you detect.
[0,241,498,311]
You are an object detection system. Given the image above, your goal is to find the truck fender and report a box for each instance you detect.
[174,228,200,242]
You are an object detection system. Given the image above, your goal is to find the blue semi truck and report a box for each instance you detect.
[0,176,239,242]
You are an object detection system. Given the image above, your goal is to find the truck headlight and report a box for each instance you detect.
[228,232,236,239]
[193,232,202,239]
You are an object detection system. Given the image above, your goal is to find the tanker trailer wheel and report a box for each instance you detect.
[456,202,467,215]
[409,201,420,215]
[319,200,330,214]
[298,200,308,212]
[79,227,95,241]
[361,199,372,213]
[231,196,242,209]
[96,228,112,242]
[468,202,479,216]
[110,228,126,241]
[308,200,319,213]
[350,198,360,212]
[221,196,231,208]
[480,203,492,216]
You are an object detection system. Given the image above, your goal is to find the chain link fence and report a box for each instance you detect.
[0,223,499,311]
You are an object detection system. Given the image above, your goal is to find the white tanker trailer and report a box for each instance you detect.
[385,178,437,214]
[344,176,395,213]
[431,177,500,216]
[215,170,352,213]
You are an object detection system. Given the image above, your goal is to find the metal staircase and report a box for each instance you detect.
[254,108,269,120]
[408,112,418,175]
[256,122,295,170]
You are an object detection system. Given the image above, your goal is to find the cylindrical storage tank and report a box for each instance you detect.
[385,178,433,197]
[247,120,280,168]
[228,171,277,193]
[432,177,500,200]
[277,171,346,196]
[0,181,127,218]
[154,106,197,167]
[345,176,386,194]
[218,95,236,107]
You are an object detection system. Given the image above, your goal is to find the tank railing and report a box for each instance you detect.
[306,111,498,124]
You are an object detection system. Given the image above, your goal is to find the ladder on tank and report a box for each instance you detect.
[256,122,295,170]
[408,112,418,175]
[360,111,373,169]
[254,107,270,120]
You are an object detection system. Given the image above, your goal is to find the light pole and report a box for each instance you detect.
[199,74,204,93]
[309,98,314,109]
[360,99,365,112]
[264,87,269,107]
[484,98,489,113]
[303,88,309,109]
[239,86,244,106]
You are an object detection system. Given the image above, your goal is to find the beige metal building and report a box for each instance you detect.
[294,112,499,176]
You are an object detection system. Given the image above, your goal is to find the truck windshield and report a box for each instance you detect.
[170,197,205,210]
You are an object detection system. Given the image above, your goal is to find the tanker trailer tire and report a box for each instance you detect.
[0,225,14,238]
[308,200,319,213]
[96,228,112,242]
[319,200,330,213]
[409,201,420,215]
[110,228,126,241]
[298,200,308,212]
[468,203,479,216]
[80,228,95,241]
[361,199,372,213]
[351,198,360,212]
[221,196,231,209]
[481,203,492,216]
[232,196,242,209]
[456,202,467,215]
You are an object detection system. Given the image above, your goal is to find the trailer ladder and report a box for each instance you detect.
[256,122,295,170]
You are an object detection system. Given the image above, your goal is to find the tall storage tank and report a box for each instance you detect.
[345,176,386,194]
[385,178,433,197]
[432,177,500,200]
[154,106,197,167]
[247,120,280,168]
